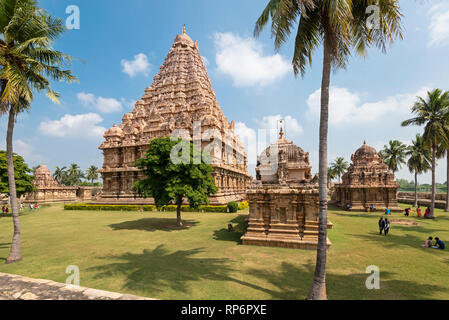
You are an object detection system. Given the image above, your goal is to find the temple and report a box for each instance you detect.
[241,130,333,250]
[97,29,251,205]
[331,142,402,212]
[24,165,93,204]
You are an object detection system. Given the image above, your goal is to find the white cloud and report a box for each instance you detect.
[428,3,449,47]
[306,86,430,126]
[214,32,291,87]
[38,113,106,140]
[202,56,210,67]
[121,53,151,77]
[77,92,123,113]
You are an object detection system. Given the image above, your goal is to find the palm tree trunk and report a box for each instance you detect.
[430,147,436,218]
[307,32,331,301]
[5,106,21,264]
[414,170,418,207]
[176,199,183,227]
[446,153,449,212]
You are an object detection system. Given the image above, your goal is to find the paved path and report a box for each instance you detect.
[0,272,154,300]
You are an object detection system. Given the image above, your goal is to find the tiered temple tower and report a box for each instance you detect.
[332,142,402,212]
[241,130,333,250]
[97,29,252,205]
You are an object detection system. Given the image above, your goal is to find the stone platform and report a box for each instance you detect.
[0,273,154,300]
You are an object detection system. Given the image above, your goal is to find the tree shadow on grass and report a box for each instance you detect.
[246,262,448,300]
[109,218,199,232]
[88,245,275,297]
[213,215,248,244]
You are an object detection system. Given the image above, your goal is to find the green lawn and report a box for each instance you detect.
[0,203,447,300]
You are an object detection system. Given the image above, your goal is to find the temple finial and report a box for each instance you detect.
[183,24,186,34]
[279,127,284,140]
[364,140,366,145]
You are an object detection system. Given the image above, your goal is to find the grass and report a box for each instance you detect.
[0,203,447,300]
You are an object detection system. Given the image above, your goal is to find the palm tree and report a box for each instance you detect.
[379,140,407,174]
[53,166,67,185]
[86,165,99,184]
[67,164,84,186]
[327,166,337,189]
[330,157,349,183]
[402,89,449,218]
[0,0,76,264]
[406,134,431,207]
[254,0,402,300]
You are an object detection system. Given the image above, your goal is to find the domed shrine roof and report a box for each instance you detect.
[35,165,51,176]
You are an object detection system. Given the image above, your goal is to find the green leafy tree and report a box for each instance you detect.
[327,166,337,188]
[134,138,218,227]
[379,140,407,174]
[0,151,34,197]
[0,0,77,264]
[86,165,99,184]
[254,0,403,299]
[330,157,349,183]
[402,89,449,218]
[53,166,67,185]
[67,163,84,186]
[406,134,431,207]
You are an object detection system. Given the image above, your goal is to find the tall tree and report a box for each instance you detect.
[0,151,34,198]
[134,138,218,227]
[53,166,67,185]
[402,89,449,218]
[406,134,431,207]
[327,166,337,189]
[67,163,84,186]
[254,0,402,299]
[379,140,407,174]
[330,157,349,183]
[86,165,99,184]
[0,0,76,264]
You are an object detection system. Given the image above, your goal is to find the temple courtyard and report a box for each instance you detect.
[0,204,447,300]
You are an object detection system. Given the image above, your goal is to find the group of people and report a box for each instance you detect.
[403,206,433,218]
[1,206,9,214]
[378,217,391,236]
[29,203,38,212]
[423,237,445,250]
[1,203,38,213]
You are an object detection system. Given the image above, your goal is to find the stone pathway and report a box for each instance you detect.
[0,273,155,300]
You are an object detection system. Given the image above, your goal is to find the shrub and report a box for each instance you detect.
[238,201,249,210]
[227,201,239,213]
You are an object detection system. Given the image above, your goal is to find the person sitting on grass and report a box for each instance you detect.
[422,237,433,248]
[432,237,445,250]
[424,207,430,218]
[384,208,391,215]
[370,204,376,212]
[404,208,411,217]
[346,203,351,211]
[416,206,422,218]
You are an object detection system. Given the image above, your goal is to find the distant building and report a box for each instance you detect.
[332,142,401,212]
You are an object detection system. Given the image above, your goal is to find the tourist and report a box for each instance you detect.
[5,207,9,214]
[228,222,234,232]
[1,206,4,214]
[384,208,391,215]
[29,203,33,212]
[417,206,422,218]
[384,218,390,236]
[422,237,433,248]
[432,237,445,250]
[404,208,411,217]
[346,203,351,211]
[19,203,23,212]
[379,217,385,235]
[424,207,430,218]
[34,204,38,211]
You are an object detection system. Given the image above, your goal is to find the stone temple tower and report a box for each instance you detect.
[97,29,252,205]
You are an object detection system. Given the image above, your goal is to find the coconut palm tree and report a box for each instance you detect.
[406,134,431,207]
[0,0,77,264]
[379,140,407,174]
[86,165,99,184]
[330,157,349,183]
[402,89,449,218]
[327,166,337,188]
[67,163,84,186]
[254,0,402,299]
[53,166,67,185]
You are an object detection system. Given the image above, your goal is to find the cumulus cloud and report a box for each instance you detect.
[38,113,106,140]
[77,92,123,113]
[428,3,449,47]
[214,32,291,87]
[121,53,151,77]
[306,86,430,126]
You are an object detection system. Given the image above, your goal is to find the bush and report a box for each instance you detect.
[238,201,249,210]
[227,201,239,213]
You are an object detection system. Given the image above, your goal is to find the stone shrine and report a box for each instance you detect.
[331,142,401,212]
[241,130,333,250]
[24,165,93,204]
[98,29,251,205]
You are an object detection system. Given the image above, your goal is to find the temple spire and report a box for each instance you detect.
[182,24,186,34]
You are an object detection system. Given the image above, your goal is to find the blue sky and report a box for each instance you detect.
[1,0,449,183]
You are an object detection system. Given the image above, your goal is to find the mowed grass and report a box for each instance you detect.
[0,203,448,300]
